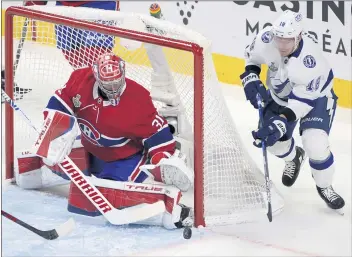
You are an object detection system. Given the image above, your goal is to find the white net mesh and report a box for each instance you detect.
[7,6,284,226]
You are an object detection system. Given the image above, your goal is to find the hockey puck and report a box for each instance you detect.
[183,227,192,239]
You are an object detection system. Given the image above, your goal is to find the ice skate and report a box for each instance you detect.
[317,185,345,215]
[282,146,306,187]
[174,204,193,228]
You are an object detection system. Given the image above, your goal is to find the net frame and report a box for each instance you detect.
[4,6,284,228]
[4,6,206,226]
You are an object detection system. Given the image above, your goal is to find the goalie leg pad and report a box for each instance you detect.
[15,151,44,189]
[67,178,183,226]
[68,183,171,217]
[15,146,89,189]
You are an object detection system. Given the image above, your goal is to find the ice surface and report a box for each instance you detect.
[1,66,351,256]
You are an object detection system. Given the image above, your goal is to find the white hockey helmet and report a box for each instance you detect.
[271,10,304,56]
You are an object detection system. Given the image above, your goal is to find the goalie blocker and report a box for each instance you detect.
[15,110,194,229]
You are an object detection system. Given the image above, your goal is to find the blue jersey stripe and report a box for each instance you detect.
[288,92,316,107]
[320,69,334,93]
[144,127,174,153]
[46,95,73,115]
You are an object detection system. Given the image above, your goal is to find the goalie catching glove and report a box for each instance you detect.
[140,150,194,192]
[34,110,79,166]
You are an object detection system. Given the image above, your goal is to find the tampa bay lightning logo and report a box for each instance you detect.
[303,55,316,68]
[261,31,273,43]
[77,118,101,146]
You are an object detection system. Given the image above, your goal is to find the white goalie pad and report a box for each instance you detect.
[14,150,68,189]
[14,150,44,189]
[87,176,184,229]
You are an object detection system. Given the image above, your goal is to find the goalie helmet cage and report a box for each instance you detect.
[4,6,284,227]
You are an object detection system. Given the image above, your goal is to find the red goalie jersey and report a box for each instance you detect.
[46,66,176,164]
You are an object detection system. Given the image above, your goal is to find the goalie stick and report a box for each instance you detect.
[2,88,166,225]
[2,210,75,240]
[256,93,273,222]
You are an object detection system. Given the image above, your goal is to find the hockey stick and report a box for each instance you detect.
[256,93,273,222]
[2,210,75,240]
[1,88,165,225]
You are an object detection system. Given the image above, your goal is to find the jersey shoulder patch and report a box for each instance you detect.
[245,26,275,60]
[261,30,274,43]
[302,55,317,68]
[256,26,274,44]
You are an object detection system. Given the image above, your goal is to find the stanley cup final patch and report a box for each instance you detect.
[73,94,81,108]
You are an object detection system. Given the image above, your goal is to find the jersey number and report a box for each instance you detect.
[152,114,164,131]
[306,76,322,92]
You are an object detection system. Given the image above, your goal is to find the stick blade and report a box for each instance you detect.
[267,203,273,222]
[107,201,166,225]
[55,218,75,238]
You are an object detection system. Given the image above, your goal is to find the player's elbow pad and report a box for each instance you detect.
[33,110,80,166]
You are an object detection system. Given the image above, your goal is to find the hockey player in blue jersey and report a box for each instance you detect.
[25,1,119,68]
[240,10,345,213]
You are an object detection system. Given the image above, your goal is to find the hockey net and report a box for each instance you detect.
[4,6,284,227]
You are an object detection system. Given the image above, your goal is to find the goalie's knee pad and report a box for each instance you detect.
[14,151,45,189]
[15,144,89,189]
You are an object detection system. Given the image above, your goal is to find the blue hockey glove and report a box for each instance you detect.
[252,116,288,147]
[240,71,268,109]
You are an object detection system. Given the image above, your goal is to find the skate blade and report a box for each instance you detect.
[334,207,344,216]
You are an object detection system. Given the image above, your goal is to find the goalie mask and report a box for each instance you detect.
[93,53,126,104]
[271,10,303,57]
